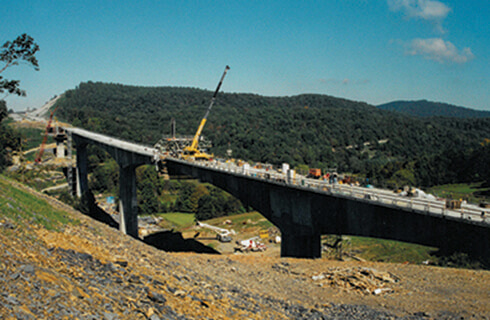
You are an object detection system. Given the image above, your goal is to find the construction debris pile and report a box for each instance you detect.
[311,267,399,295]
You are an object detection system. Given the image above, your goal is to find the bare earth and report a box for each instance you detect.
[1,182,489,319]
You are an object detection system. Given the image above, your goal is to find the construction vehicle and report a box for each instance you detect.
[234,237,267,253]
[259,229,269,240]
[35,105,59,163]
[196,221,235,242]
[181,65,230,160]
[307,168,322,179]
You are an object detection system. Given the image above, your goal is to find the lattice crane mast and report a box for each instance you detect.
[34,105,59,163]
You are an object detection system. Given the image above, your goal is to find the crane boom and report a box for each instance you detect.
[188,65,230,151]
[35,105,59,163]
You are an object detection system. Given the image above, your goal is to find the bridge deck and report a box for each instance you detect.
[64,125,489,225]
[65,127,158,158]
[168,157,489,226]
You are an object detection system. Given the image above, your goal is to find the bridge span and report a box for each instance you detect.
[165,158,489,261]
[66,127,158,237]
[65,127,490,261]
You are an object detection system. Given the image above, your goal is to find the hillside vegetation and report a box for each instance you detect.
[378,100,490,119]
[54,82,490,190]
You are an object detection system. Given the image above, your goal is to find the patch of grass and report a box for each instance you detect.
[9,122,52,151]
[348,236,436,264]
[157,213,196,229]
[205,211,273,233]
[0,175,78,231]
[427,182,490,204]
[6,166,67,191]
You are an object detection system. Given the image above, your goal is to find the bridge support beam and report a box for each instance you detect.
[119,165,139,238]
[281,233,321,258]
[75,143,88,198]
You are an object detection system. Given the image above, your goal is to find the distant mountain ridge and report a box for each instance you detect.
[377,100,490,118]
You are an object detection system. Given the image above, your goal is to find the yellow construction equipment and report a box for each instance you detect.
[181,65,230,160]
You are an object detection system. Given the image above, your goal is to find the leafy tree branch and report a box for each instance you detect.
[0,34,40,97]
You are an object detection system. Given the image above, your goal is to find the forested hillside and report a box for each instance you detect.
[55,82,490,189]
[0,101,21,171]
[378,100,490,119]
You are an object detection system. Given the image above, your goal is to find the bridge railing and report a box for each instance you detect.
[172,158,489,224]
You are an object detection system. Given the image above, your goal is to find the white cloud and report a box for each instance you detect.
[388,0,451,32]
[388,0,451,21]
[406,38,475,64]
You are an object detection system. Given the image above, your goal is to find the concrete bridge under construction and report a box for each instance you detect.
[65,127,490,261]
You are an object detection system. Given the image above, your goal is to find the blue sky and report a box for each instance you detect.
[2,0,489,111]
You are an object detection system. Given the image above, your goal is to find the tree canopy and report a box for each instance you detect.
[0,33,39,171]
[55,81,490,189]
[0,33,40,97]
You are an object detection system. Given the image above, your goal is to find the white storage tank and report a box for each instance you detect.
[243,163,250,174]
[282,163,290,174]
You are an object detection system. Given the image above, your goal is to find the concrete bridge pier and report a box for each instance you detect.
[74,142,141,238]
[70,129,156,239]
[280,233,321,258]
[75,143,89,198]
[119,164,138,237]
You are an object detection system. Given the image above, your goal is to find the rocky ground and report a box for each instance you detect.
[1,180,489,319]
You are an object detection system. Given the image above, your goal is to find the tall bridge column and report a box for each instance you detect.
[67,127,158,240]
[281,233,321,258]
[75,143,89,198]
[119,164,138,238]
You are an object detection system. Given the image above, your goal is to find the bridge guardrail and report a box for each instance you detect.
[169,157,489,224]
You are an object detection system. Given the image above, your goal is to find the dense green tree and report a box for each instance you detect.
[0,100,7,121]
[196,195,217,220]
[90,158,119,194]
[174,181,197,213]
[0,34,39,171]
[1,34,39,97]
[189,184,209,213]
[0,108,21,171]
[139,182,160,215]
[137,165,163,215]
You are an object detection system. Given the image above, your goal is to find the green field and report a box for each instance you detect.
[156,211,274,234]
[348,236,436,264]
[427,182,490,204]
[157,212,196,229]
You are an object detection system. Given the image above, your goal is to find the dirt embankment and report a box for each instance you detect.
[1,181,489,319]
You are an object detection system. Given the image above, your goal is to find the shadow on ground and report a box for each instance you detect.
[143,231,220,254]
[77,191,119,229]
[89,205,119,229]
[77,191,218,254]
[430,248,489,270]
